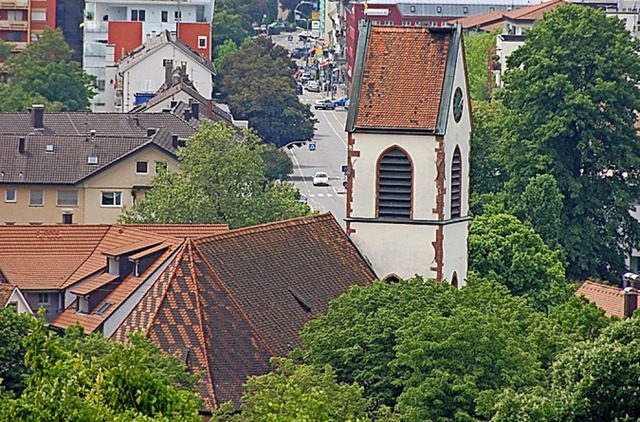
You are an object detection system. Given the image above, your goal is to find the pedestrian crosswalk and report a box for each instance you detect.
[308,193,333,198]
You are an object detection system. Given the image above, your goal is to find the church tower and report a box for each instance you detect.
[345,23,471,286]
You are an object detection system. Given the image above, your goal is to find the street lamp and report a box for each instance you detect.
[294,1,316,33]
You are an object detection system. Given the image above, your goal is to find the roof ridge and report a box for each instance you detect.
[185,240,218,408]
[196,213,333,243]
[60,226,112,288]
[507,0,564,18]
[580,280,623,294]
[192,240,275,356]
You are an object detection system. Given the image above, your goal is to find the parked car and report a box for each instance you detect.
[314,99,335,110]
[332,96,349,107]
[306,81,320,92]
[296,84,303,95]
[344,99,350,110]
[291,47,304,59]
[312,171,330,186]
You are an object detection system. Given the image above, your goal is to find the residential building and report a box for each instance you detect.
[56,0,84,62]
[345,24,471,284]
[83,0,213,111]
[0,105,205,225]
[0,0,55,53]
[0,283,32,313]
[343,0,545,85]
[575,279,638,318]
[104,30,216,112]
[0,213,375,408]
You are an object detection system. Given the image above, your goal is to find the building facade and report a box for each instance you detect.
[0,0,56,53]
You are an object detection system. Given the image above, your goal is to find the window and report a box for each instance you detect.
[62,213,73,224]
[5,189,16,203]
[155,161,167,174]
[174,10,182,20]
[198,36,207,49]
[377,148,412,219]
[384,20,393,26]
[402,21,411,26]
[463,6,468,13]
[131,9,145,21]
[57,190,78,206]
[451,146,462,218]
[38,293,49,304]
[96,302,113,315]
[101,191,122,207]
[6,32,22,42]
[136,161,149,174]
[8,10,23,20]
[29,189,43,206]
[451,272,459,288]
[371,20,380,25]
[436,6,442,13]
[410,5,416,12]
[161,10,168,22]
[31,10,46,21]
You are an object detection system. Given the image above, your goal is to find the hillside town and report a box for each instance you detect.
[1,0,640,419]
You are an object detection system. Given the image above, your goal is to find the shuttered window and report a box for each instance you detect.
[378,148,412,218]
[451,147,462,218]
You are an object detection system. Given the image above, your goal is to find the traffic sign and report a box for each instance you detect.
[309,142,317,151]
[341,165,348,175]
[288,35,293,42]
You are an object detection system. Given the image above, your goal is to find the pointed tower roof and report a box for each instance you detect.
[347,24,463,134]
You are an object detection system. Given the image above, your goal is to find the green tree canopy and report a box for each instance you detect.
[213,358,372,421]
[218,37,316,147]
[464,31,499,101]
[0,318,202,420]
[502,4,640,280]
[0,308,31,397]
[0,28,95,111]
[120,122,311,228]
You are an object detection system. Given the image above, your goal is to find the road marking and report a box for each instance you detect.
[288,150,309,190]
[308,194,315,197]
[321,111,347,148]
[327,194,333,197]
[318,193,324,197]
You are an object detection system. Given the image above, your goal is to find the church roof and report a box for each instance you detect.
[347,24,462,134]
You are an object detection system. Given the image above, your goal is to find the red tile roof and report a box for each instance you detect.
[504,0,565,21]
[70,274,119,296]
[353,26,453,131]
[575,280,625,318]
[449,10,506,31]
[111,213,376,409]
[122,224,229,239]
[0,283,16,305]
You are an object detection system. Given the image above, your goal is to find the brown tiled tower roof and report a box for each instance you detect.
[347,24,461,133]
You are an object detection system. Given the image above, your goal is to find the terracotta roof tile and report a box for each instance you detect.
[575,280,625,317]
[70,274,119,296]
[0,283,15,305]
[354,26,452,130]
[504,0,565,21]
[122,224,229,239]
[449,10,506,30]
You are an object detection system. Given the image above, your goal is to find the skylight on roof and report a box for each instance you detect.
[96,302,113,316]
[87,156,98,165]
[45,144,54,152]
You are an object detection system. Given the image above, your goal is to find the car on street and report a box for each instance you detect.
[296,84,303,95]
[312,171,330,186]
[344,99,350,110]
[291,47,305,59]
[306,81,320,92]
[332,96,349,107]
[314,99,335,110]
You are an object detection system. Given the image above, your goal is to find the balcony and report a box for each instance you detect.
[0,0,28,9]
[84,21,108,33]
[0,20,27,31]
[10,41,27,52]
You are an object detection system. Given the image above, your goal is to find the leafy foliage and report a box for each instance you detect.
[0,308,31,397]
[218,37,316,147]
[502,5,640,280]
[0,28,95,111]
[213,358,371,421]
[0,317,201,421]
[464,31,498,101]
[468,213,569,310]
[120,122,311,228]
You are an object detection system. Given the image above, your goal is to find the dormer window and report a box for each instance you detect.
[108,256,119,275]
[78,296,89,313]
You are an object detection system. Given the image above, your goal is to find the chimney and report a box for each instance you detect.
[147,128,156,136]
[18,137,25,154]
[191,101,200,120]
[90,129,96,137]
[172,134,178,148]
[163,59,173,87]
[624,287,638,318]
[132,117,139,127]
[32,104,44,130]
[623,272,640,289]
[183,108,191,121]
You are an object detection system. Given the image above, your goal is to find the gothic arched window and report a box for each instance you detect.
[377,147,412,219]
[451,146,462,218]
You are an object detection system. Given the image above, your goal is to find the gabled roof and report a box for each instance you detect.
[123,224,229,239]
[347,24,462,133]
[0,283,16,305]
[450,10,506,31]
[110,213,376,408]
[118,30,216,75]
[504,0,564,21]
[575,280,625,318]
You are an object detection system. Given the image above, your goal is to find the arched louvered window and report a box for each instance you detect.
[378,148,412,219]
[451,147,462,218]
[451,272,459,289]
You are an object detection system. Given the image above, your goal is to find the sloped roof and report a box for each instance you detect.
[347,24,460,133]
[0,283,16,305]
[118,30,215,74]
[504,0,565,21]
[110,213,376,408]
[123,224,229,239]
[450,10,506,31]
[575,280,625,318]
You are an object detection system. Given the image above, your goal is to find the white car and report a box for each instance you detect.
[312,171,330,186]
[306,81,320,92]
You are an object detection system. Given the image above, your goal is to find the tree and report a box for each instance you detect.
[213,358,372,421]
[218,37,316,147]
[502,5,640,280]
[0,28,95,111]
[0,317,202,420]
[0,308,31,397]
[464,31,498,101]
[516,174,564,250]
[468,213,569,310]
[492,317,640,422]
[214,38,241,72]
[120,122,311,228]
[212,12,249,61]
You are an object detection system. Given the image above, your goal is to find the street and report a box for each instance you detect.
[271,32,349,228]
